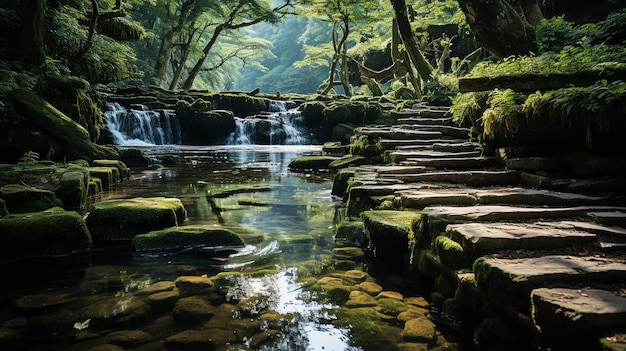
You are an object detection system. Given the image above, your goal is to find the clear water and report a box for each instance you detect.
[0,145,467,351]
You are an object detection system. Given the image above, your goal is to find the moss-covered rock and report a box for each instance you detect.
[361,210,422,269]
[299,101,326,128]
[176,108,236,145]
[0,184,63,213]
[433,235,466,270]
[335,219,367,247]
[118,148,150,168]
[329,154,366,171]
[8,89,118,162]
[331,167,356,199]
[55,168,89,209]
[132,225,244,254]
[0,198,7,217]
[86,197,187,241]
[287,156,339,171]
[89,166,118,190]
[322,141,347,156]
[0,207,91,263]
[92,160,130,180]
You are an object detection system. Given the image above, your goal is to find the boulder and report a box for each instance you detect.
[132,226,244,254]
[361,210,422,269]
[287,156,339,171]
[0,184,63,213]
[328,155,366,171]
[92,160,130,180]
[86,197,187,241]
[118,148,150,168]
[0,207,91,263]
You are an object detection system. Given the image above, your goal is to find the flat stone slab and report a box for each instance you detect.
[399,156,495,169]
[357,127,443,140]
[476,188,606,206]
[474,255,626,311]
[531,288,626,348]
[423,205,626,222]
[397,124,470,139]
[391,150,482,161]
[399,191,478,209]
[391,170,520,187]
[396,117,454,125]
[586,211,626,226]
[447,222,597,257]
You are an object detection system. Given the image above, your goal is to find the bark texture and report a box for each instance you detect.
[457,0,538,57]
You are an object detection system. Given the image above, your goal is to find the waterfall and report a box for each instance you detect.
[226,101,309,145]
[104,103,182,146]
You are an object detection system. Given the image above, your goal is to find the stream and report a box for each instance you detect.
[0,103,469,351]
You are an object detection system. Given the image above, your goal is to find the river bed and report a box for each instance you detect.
[0,145,467,351]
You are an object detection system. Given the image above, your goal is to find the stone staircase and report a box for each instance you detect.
[336,105,626,351]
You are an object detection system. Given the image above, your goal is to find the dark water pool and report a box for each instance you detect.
[0,145,467,351]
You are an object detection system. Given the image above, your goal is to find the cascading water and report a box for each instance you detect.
[104,102,182,146]
[226,100,310,145]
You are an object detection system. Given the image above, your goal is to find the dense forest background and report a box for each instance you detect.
[3,0,623,99]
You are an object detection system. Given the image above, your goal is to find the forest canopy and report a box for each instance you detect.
[0,0,624,100]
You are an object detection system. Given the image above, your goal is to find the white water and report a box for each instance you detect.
[104,102,182,146]
[226,100,310,145]
[105,100,310,146]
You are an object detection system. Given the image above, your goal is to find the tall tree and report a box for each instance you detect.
[19,0,46,68]
[456,0,539,57]
[389,0,433,81]
[181,0,293,90]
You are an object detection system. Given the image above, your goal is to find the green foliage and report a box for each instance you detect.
[17,151,40,168]
[450,91,489,127]
[481,89,526,139]
[522,80,626,145]
[536,16,598,53]
[422,73,459,106]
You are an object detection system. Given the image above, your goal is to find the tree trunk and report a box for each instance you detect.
[182,24,226,90]
[457,0,538,58]
[389,0,433,81]
[20,0,46,67]
[519,0,544,26]
[154,31,175,83]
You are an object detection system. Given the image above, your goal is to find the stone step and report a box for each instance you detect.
[397,124,471,139]
[396,117,455,126]
[399,156,496,169]
[379,139,465,150]
[422,205,626,222]
[474,255,626,312]
[391,150,483,162]
[446,221,598,259]
[391,108,451,119]
[357,127,443,140]
[395,141,481,153]
[388,170,520,187]
[398,187,607,209]
[531,287,626,350]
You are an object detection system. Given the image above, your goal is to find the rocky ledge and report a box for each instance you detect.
[322,104,626,351]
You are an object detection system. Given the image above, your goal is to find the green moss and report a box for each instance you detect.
[376,297,408,316]
[334,219,366,247]
[331,167,355,198]
[287,156,339,171]
[0,208,92,263]
[434,235,465,269]
[328,155,366,171]
[56,169,89,209]
[333,307,402,350]
[0,198,8,217]
[132,225,244,253]
[92,160,130,180]
[89,167,115,189]
[0,184,63,213]
[86,197,187,241]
